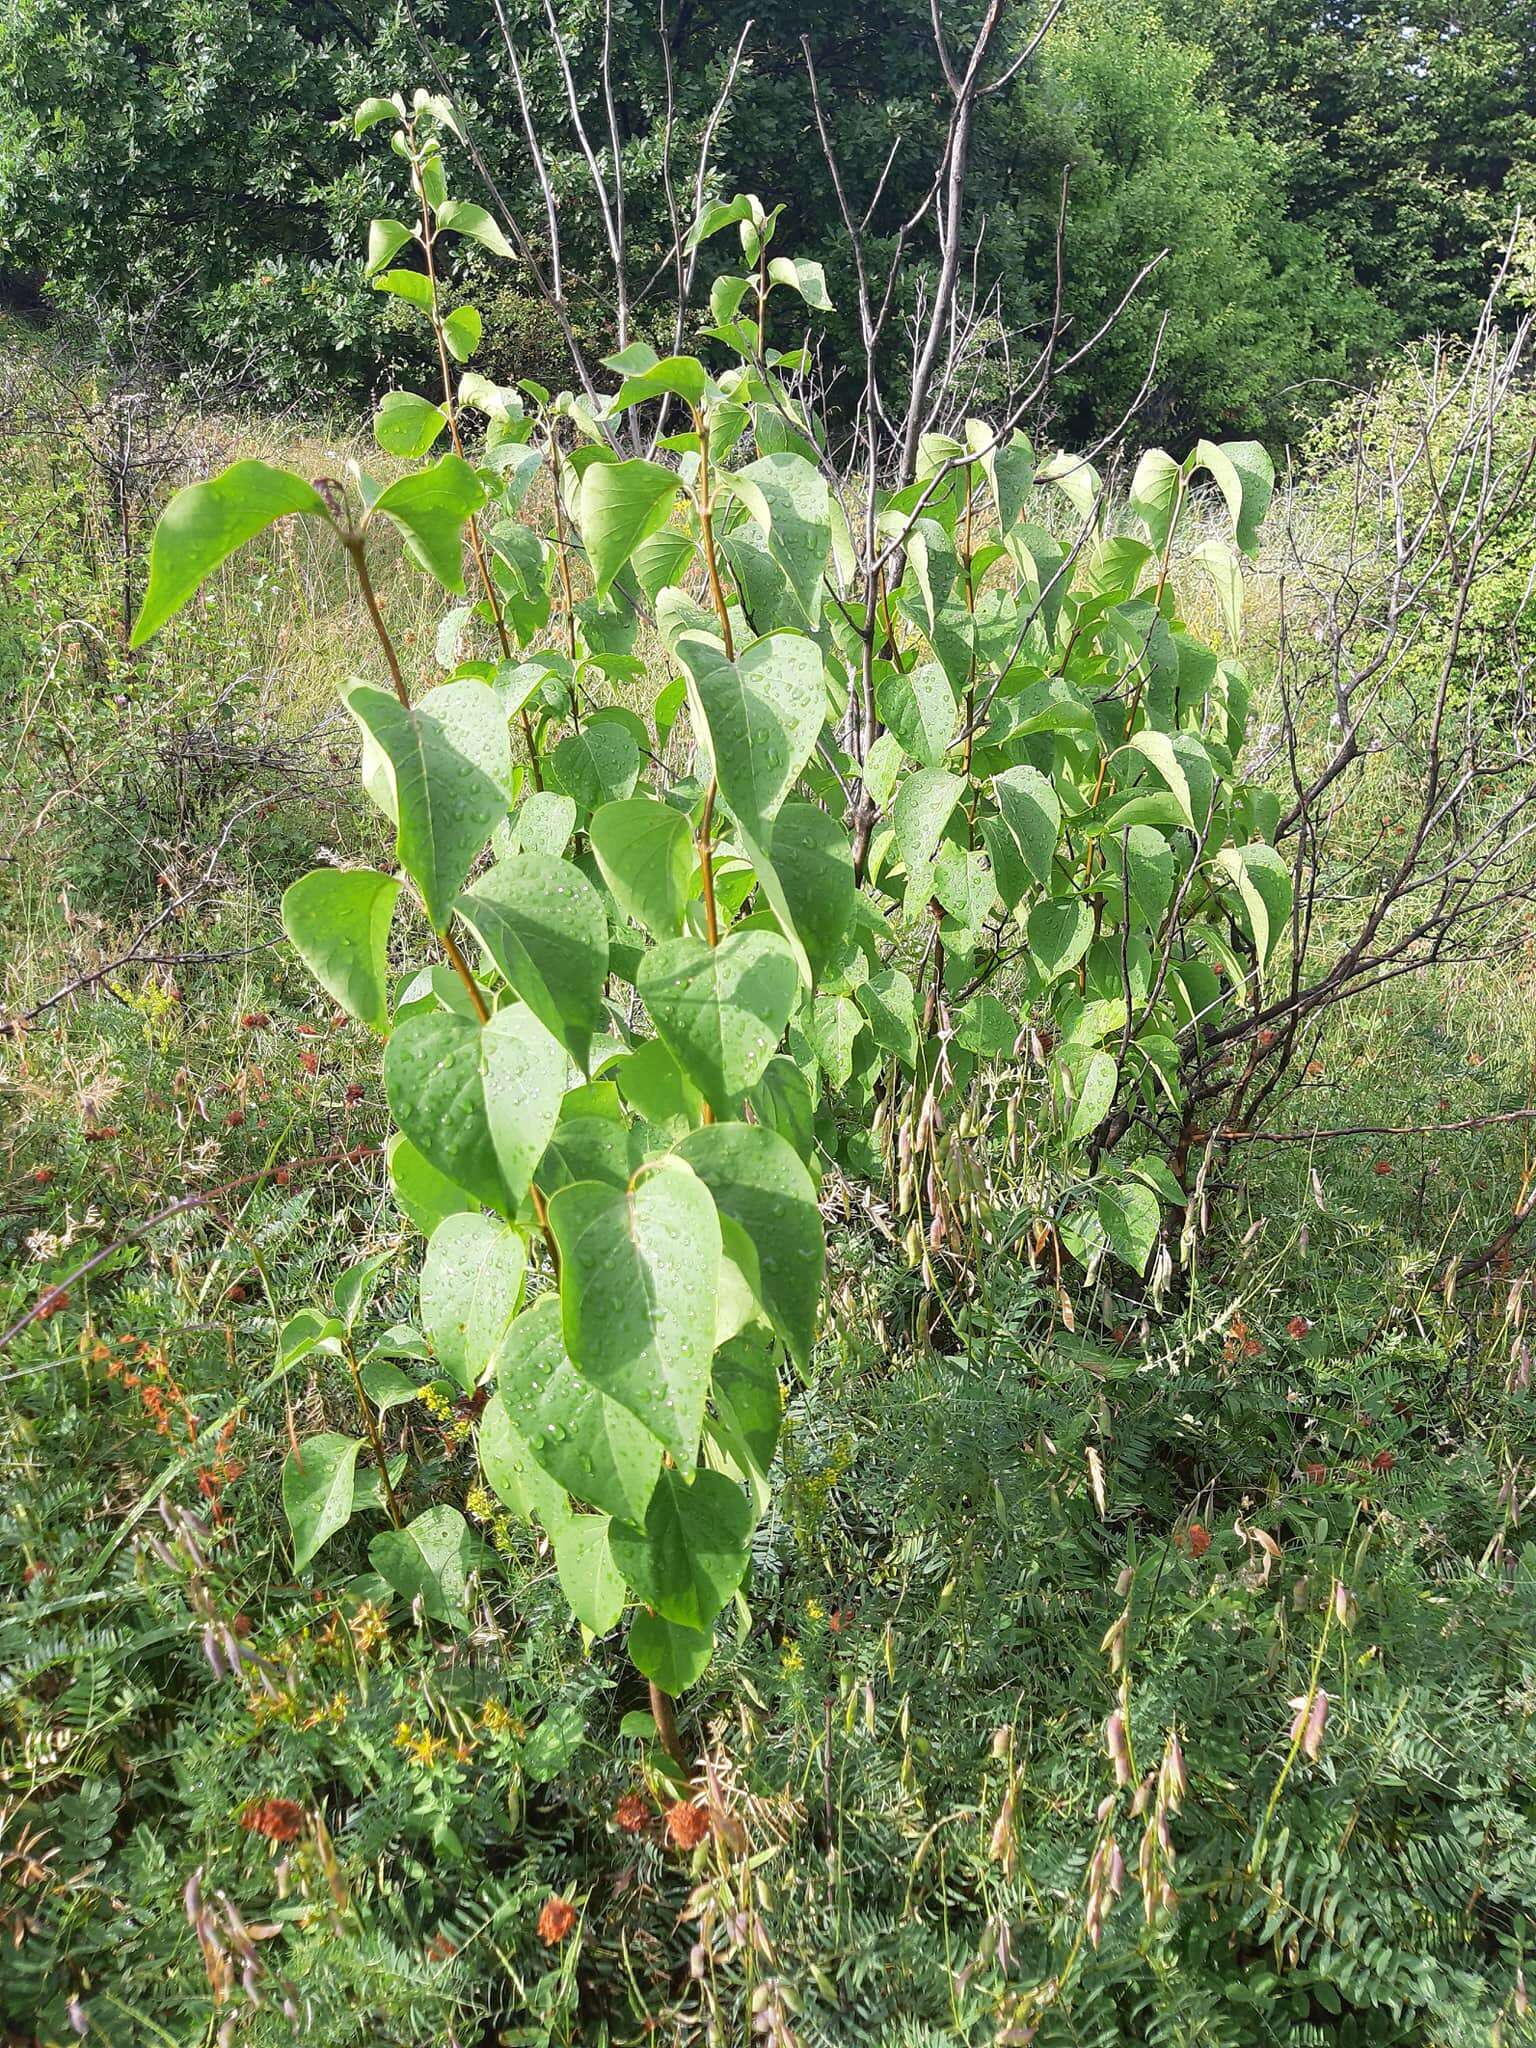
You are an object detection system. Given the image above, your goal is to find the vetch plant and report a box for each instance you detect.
[129,88,1287,1755]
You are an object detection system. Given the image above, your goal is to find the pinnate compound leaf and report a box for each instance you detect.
[283,1433,360,1571]
[608,1466,753,1629]
[547,1158,720,1465]
[420,1213,526,1392]
[281,868,399,1032]
[131,462,328,645]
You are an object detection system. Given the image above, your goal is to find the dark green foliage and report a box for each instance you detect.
[1,0,1507,437]
[1160,0,1536,347]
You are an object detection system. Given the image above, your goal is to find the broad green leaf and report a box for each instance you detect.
[748,1055,815,1164]
[1104,825,1177,929]
[1127,731,1214,832]
[281,867,399,1032]
[679,630,824,845]
[1129,448,1184,553]
[767,254,832,309]
[547,1158,720,1464]
[442,305,482,363]
[857,968,919,1068]
[436,199,514,259]
[459,854,609,1058]
[1097,1180,1160,1273]
[366,217,414,275]
[343,679,509,930]
[638,930,799,1117]
[550,1512,627,1634]
[388,1132,479,1236]
[360,1359,420,1413]
[283,1432,360,1570]
[371,452,485,592]
[712,1328,783,1477]
[496,1295,662,1524]
[993,766,1061,889]
[614,1035,705,1135]
[609,1467,753,1629]
[1027,898,1094,980]
[369,1505,477,1626]
[1067,1049,1118,1143]
[628,1609,713,1693]
[752,800,853,986]
[590,796,695,938]
[611,354,710,412]
[420,1212,526,1392]
[480,1391,567,1526]
[373,389,448,458]
[548,722,641,811]
[131,462,328,645]
[355,95,400,135]
[982,428,1035,531]
[891,768,962,885]
[1193,439,1274,557]
[729,454,830,624]
[676,1122,823,1370]
[511,790,577,858]
[805,992,864,1089]
[383,1005,566,1214]
[875,661,956,769]
[577,458,680,599]
[1215,844,1292,970]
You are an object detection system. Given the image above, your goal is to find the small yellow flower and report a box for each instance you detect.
[805,1598,826,1621]
[780,1641,803,1673]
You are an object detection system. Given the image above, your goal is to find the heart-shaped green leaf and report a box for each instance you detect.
[495,1295,662,1524]
[131,461,329,645]
[459,853,609,1059]
[369,1505,478,1626]
[627,1609,713,1694]
[420,1213,526,1391]
[676,1121,823,1371]
[577,457,680,599]
[281,868,400,1032]
[344,679,510,931]
[547,1158,719,1464]
[383,1005,566,1214]
[282,1432,360,1571]
[371,452,485,591]
[638,930,798,1117]
[608,1466,753,1630]
[590,796,695,938]
[679,629,824,844]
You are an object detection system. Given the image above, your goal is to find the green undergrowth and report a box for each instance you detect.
[5,358,1536,2048]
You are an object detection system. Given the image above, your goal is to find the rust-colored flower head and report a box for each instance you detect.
[240,1797,306,1844]
[537,1895,577,1945]
[664,1799,711,1851]
[1287,1316,1311,1339]
[614,1792,651,1836]
[1187,1522,1211,1559]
